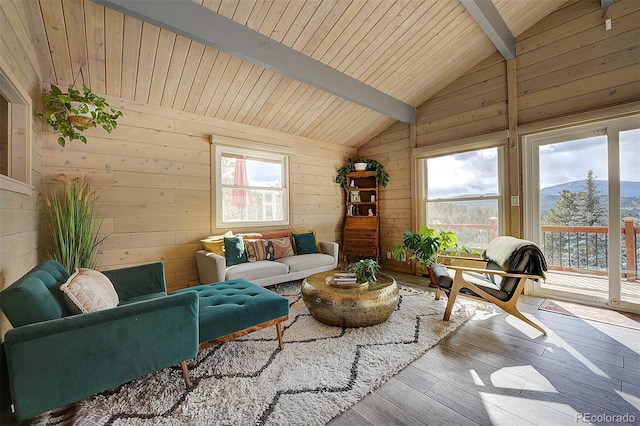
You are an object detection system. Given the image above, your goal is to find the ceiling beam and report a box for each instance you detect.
[460,0,516,60]
[91,0,416,124]
[601,0,614,9]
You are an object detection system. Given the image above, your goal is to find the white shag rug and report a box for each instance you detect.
[32,282,475,426]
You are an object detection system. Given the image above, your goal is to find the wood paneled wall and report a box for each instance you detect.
[0,1,45,336]
[40,96,351,293]
[357,122,413,273]
[363,0,640,273]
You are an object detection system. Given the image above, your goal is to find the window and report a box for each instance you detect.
[214,143,290,227]
[0,67,31,195]
[416,139,506,250]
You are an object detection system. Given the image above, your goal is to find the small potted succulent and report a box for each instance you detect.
[40,83,123,147]
[349,258,381,283]
[336,157,389,191]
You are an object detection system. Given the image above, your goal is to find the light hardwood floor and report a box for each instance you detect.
[329,270,640,426]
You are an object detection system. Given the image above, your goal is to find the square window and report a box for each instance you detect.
[421,146,504,250]
[214,142,290,227]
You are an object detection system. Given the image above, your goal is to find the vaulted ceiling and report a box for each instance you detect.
[24,0,566,147]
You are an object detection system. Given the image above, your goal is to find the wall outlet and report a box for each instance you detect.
[605,18,612,30]
[386,251,392,259]
[511,195,519,206]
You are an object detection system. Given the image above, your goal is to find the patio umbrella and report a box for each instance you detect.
[231,159,253,209]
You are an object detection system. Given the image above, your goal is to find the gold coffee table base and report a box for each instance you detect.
[301,270,399,327]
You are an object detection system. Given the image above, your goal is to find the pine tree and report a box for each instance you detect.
[542,189,578,225]
[578,169,607,226]
[542,170,608,226]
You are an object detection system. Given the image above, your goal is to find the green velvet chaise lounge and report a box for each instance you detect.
[174,278,289,351]
[0,260,199,422]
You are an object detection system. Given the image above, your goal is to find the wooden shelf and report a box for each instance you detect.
[343,171,379,263]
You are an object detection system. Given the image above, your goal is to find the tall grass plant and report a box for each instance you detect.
[44,174,107,272]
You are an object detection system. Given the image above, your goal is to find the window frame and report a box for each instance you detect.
[0,67,32,195]
[213,138,291,229]
[413,132,508,248]
[521,114,639,311]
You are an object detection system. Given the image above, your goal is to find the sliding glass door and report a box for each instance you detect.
[524,116,639,313]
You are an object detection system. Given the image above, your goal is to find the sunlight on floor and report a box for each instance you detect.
[494,365,556,390]
[469,369,485,386]
[471,308,504,321]
[545,334,610,378]
[479,391,578,423]
[504,315,546,339]
[616,389,640,411]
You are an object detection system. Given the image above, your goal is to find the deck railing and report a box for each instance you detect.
[438,218,639,280]
[540,218,639,280]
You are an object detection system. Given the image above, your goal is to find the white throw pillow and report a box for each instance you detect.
[60,268,119,314]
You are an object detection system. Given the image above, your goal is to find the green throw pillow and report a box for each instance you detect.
[293,232,318,255]
[224,236,247,266]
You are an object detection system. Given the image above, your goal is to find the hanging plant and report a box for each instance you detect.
[335,157,389,191]
[40,83,123,147]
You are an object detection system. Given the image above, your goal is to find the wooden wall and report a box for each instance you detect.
[356,122,413,274]
[0,1,45,337]
[363,0,640,273]
[40,97,351,293]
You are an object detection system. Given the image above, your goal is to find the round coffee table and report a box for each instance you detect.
[301,270,399,327]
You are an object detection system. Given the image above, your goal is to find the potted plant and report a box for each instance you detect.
[349,258,381,283]
[391,226,470,284]
[336,157,389,191]
[44,174,108,272]
[40,83,123,147]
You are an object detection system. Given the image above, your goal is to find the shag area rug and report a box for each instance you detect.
[32,282,475,426]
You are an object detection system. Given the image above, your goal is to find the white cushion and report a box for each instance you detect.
[60,268,119,314]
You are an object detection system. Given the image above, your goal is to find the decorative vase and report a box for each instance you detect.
[354,162,367,171]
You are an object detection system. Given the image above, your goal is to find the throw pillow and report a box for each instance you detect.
[270,237,294,259]
[60,268,120,314]
[245,239,269,262]
[293,232,319,255]
[224,236,247,266]
[200,230,233,256]
[292,227,321,252]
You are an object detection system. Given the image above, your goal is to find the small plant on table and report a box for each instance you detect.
[349,258,381,283]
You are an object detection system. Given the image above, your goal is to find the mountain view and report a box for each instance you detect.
[540,179,640,217]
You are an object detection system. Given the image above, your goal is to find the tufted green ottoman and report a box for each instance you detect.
[174,279,289,350]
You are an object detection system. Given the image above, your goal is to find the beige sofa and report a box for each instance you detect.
[196,229,339,287]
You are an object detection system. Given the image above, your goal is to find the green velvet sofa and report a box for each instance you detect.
[0,260,199,422]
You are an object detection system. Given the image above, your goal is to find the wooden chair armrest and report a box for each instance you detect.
[439,255,485,263]
[438,255,487,268]
[445,264,543,280]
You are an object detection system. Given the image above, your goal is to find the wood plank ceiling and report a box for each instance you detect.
[25,0,565,147]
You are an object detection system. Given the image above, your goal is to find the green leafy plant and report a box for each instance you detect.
[336,157,389,191]
[40,84,123,147]
[349,258,381,283]
[391,226,470,271]
[44,174,108,272]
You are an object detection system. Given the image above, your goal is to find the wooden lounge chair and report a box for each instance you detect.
[429,236,548,336]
